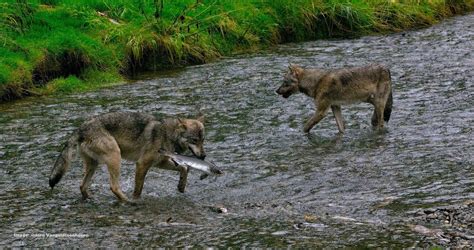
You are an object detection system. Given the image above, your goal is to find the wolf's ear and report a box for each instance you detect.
[196,112,205,124]
[291,65,303,78]
[177,118,187,129]
[288,63,300,73]
[288,63,294,71]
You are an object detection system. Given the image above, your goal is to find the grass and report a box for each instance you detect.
[1,0,473,102]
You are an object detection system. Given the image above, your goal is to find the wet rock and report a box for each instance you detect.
[370,196,398,212]
[208,205,228,214]
[423,208,436,214]
[414,210,425,216]
[332,215,357,222]
[408,200,474,247]
[463,199,474,206]
[243,202,263,209]
[217,207,228,214]
[409,224,444,237]
[271,230,288,236]
[426,213,438,219]
[293,222,327,230]
[304,214,319,223]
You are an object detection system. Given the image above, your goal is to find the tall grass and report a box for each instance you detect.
[1,0,473,101]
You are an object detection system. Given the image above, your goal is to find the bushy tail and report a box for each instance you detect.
[49,132,79,189]
[384,89,392,122]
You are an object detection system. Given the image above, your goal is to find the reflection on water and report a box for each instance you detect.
[1,14,473,247]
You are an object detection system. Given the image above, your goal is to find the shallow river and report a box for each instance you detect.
[1,14,473,247]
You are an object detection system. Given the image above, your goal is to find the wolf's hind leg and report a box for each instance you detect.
[103,151,128,201]
[371,110,378,127]
[373,81,391,129]
[331,105,345,133]
[80,154,99,200]
[304,102,330,133]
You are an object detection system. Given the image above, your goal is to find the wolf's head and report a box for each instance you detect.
[174,115,206,160]
[276,64,303,98]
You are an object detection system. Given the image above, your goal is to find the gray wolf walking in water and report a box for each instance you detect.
[49,111,206,201]
[276,64,393,133]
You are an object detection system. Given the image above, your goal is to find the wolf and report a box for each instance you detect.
[276,64,393,133]
[49,111,206,201]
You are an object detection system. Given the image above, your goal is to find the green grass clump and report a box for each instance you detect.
[1,0,473,102]
[40,69,122,94]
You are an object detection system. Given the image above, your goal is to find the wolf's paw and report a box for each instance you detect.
[80,190,91,200]
[177,184,186,193]
[126,199,139,206]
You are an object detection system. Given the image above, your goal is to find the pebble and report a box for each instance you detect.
[332,215,357,222]
[218,207,228,214]
[294,222,327,230]
[424,208,436,214]
[208,205,228,214]
[304,214,319,223]
[271,231,288,236]
[426,213,437,219]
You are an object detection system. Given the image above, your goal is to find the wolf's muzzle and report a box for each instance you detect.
[276,89,290,98]
[189,145,206,160]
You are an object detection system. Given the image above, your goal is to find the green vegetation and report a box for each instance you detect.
[1,0,473,101]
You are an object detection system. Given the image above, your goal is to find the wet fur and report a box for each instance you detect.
[276,64,393,133]
[49,111,206,201]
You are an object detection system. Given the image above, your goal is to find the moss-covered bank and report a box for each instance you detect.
[1,0,473,102]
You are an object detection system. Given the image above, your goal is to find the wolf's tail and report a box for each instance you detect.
[384,89,392,122]
[49,132,79,189]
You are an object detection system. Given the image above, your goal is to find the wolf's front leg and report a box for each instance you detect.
[371,99,385,129]
[304,102,330,133]
[177,166,189,193]
[133,159,153,199]
[156,157,189,193]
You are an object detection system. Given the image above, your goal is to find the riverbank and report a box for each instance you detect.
[1,0,473,102]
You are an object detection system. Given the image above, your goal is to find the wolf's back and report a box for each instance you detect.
[49,132,79,189]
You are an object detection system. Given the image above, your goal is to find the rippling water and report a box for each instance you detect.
[1,14,473,247]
